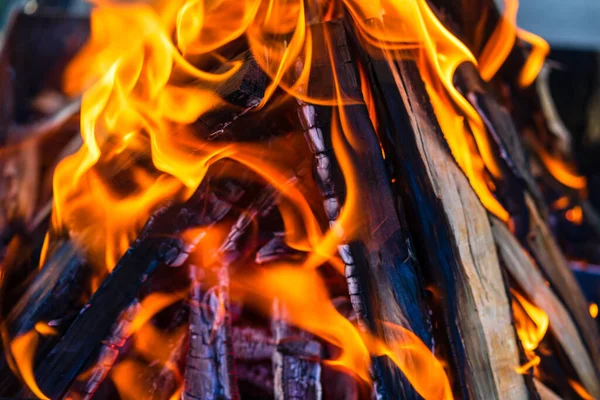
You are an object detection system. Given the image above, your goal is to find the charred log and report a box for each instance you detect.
[298,20,434,399]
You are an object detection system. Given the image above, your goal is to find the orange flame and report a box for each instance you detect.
[234,266,452,399]
[551,195,570,210]
[346,0,509,221]
[478,0,518,81]
[130,291,187,334]
[9,330,49,400]
[565,206,583,225]
[46,0,561,396]
[477,0,549,86]
[569,379,595,400]
[528,138,587,190]
[511,290,549,373]
[33,322,57,336]
[516,29,549,88]
[111,359,153,400]
[590,303,599,319]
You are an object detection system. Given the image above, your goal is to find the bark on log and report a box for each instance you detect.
[491,216,600,397]
[299,20,433,399]
[353,39,530,397]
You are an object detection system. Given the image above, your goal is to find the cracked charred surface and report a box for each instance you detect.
[183,184,282,400]
[297,20,433,400]
[31,179,244,399]
[65,301,141,400]
[272,299,322,400]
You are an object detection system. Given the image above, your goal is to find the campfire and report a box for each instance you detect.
[1,0,599,399]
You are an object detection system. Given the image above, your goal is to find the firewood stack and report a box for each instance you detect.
[0,0,598,399]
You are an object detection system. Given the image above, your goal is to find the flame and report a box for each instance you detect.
[477,0,548,87]
[528,138,587,190]
[565,206,583,225]
[134,323,187,367]
[511,290,549,373]
[9,330,49,400]
[33,322,57,336]
[590,303,599,319]
[551,196,570,210]
[478,0,518,81]
[516,29,549,88]
[234,266,452,399]
[568,379,595,400]
[130,291,187,334]
[111,359,153,400]
[346,0,508,221]
[45,0,559,396]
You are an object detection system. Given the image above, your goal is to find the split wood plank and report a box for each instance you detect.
[357,45,530,398]
[491,216,600,398]
[525,194,600,373]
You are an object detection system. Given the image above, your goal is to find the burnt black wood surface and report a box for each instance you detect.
[298,20,433,400]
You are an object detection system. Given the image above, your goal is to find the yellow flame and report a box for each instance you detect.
[478,0,518,81]
[511,290,549,373]
[590,303,599,319]
[346,0,508,220]
[48,0,560,395]
[514,355,540,374]
[477,0,549,86]
[516,29,549,88]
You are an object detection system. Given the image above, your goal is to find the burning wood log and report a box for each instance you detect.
[298,20,434,399]
[184,263,235,400]
[492,216,600,397]
[32,180,242,398]
[351,33,530,397]
[2,0,600,399]
[271,299,322,400]
[524,194,600,372]
[452,48,600,376]
[64,300,141,400]
[0,240,86,394]
[184,183,283,400]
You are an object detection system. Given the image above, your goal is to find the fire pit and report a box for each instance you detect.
[0,0,599,399]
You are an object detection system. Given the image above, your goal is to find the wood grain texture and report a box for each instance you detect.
[491,216,600,398]
[359,50,529,398]
[524,194,600,373]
